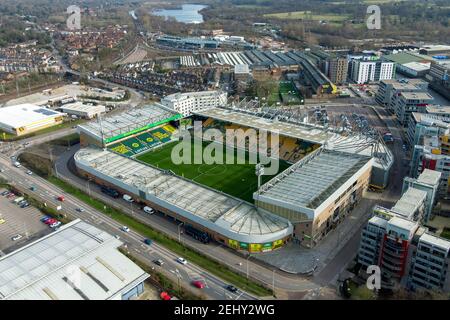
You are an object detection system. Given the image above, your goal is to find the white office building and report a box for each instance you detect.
[161,90,227,116]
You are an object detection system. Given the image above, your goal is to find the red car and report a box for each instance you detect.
[192,280,205,289]
[160,292,171,300]
[45,219,57,225]
[57,195,65,202]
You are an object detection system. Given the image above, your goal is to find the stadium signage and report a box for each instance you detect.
[105,114,182,144]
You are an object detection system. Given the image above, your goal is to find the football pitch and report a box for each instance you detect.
[136,141,291,203]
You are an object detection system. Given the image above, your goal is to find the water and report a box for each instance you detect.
[152,4,207,24]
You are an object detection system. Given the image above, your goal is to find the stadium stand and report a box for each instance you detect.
[108,125,176,157]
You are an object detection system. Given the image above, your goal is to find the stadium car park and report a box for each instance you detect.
[0,188,52,254]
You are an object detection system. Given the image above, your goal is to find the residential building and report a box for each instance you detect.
[402,169,442,222]
[376,79,428,112]
[408,233,450,292]
[393,91,434,125]
[326,57,348,85]
[427,61,450,100]
[358,178,450,293]
[161,90,227,116]
[349,60,395,84]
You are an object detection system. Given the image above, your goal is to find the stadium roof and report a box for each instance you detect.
[256,148,372,211]
[75,148,293,243]
[0,219,149,300]
[195,106,393,171]
[194,107,330,144]
[77,103,181,143]
[0,104,65,128]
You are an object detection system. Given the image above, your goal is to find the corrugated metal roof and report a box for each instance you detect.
[0,220,148,300]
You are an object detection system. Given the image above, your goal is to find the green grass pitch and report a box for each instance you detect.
[136,141,291,203]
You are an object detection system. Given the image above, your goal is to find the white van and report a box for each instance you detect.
[143,206,154,214]
[123,194,134,203]
[13,197,24,204]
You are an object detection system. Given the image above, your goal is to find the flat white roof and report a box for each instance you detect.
[391,187,427,219]
[388,216,418,233]
[0,104,65,128]
[416,169,441,186]
[0,219,148,300]
[419,233,450,252]
[60,102,105,113]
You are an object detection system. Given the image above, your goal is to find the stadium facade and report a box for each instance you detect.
[75,101,394,250]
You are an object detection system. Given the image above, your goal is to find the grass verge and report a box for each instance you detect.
[48,176,273,297]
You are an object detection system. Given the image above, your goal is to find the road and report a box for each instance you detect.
[0,154,255,301]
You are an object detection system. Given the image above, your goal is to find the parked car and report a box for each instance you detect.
[50,221,61,228]
[0,218,5,225]
[143,206,154,214]
[123,194,134,203]
[45,219,57,225]
[40,216,51,222]
[1,191,9,196]
[11,234,23,241]
[176,257,187,265]
[26,170,33,175]
[20,202,30,208]
[192,280,205,289]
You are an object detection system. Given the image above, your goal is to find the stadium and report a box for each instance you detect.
[75,100,393,250]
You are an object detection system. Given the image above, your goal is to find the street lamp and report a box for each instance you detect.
[272,269,276,296]
[178,222,184,243]
[246,254,251,279]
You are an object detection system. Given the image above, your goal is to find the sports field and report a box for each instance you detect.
[137,141,291,203]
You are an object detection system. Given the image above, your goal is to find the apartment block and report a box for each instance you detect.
[376,79,428,113]
[408,233,450,292]
[349,60,395,84]
[402,169,442,222]
[357,175,450,293]
[393,91,434,126]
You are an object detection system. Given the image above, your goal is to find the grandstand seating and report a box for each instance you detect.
[199,119,321,163]
[108,125,176,157]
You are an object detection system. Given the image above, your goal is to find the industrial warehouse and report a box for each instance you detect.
[74,99,394,250]
[0,220,149,300]
[0,104,66,136]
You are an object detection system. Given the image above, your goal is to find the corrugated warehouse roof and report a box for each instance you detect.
[0,220,148,300]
